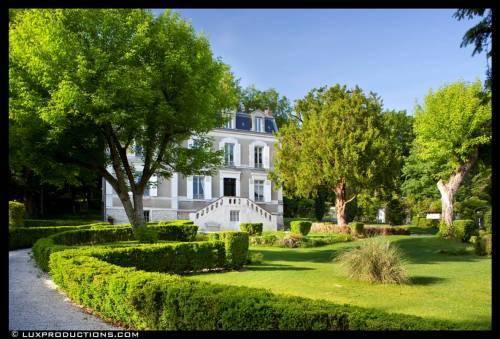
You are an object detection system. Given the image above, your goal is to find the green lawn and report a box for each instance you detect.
[187,235,491,329]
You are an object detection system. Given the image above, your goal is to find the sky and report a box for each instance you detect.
[152,9,486,114]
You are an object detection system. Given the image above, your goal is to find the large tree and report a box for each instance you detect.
[270,85,394,226]
[453,9,492,89]
[238,85,293,128]
[408,80,491,230]
[10,9,238,228]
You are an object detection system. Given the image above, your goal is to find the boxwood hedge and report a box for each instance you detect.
[46,246,461,330]
[239,223,263,235]
[9,223,110,250]
[208,231,249,269]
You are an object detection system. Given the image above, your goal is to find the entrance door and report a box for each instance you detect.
[223,178,236,196]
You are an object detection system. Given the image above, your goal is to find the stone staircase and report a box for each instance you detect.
[189,196,277,232]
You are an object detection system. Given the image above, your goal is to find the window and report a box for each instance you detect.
[134,144,143,157]
[224,116,233,129]
[230,210,239,222]
[254,146,263,168]
[193,176,205,199]
[254,180,264,202]
[143,185,150,196]
[143,210,150,222]
[255,117,264,132]
[224,143,234,166]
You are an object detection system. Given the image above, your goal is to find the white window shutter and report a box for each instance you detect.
[106,180,114,195]
[249,144,254,168]
[187,176,193,199]
[249,178,254,201]
[204,176,212,200]
[264,180,272,202]
[149,174,158,197]
[264,145,270,169]
[235,143,241,166]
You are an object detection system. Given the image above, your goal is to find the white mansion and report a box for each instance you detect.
[103,109,284,231]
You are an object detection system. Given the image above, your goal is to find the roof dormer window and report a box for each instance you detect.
[255,117,264,132]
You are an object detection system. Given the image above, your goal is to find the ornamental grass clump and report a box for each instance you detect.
[337,238,409,284]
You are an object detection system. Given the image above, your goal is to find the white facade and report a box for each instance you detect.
[103,110,284,231]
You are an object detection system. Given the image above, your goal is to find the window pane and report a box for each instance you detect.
[193,176,205,199]
[225,143,234,166]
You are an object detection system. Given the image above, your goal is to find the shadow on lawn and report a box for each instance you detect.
[409,276,446,285]
[256,248,338,263]
[390,237,485,265]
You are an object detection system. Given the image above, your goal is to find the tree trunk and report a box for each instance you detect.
[132,193,145,228]
[437,149,479,234]
[334,182,347,227]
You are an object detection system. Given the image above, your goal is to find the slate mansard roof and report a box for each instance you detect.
[224,111,278,134]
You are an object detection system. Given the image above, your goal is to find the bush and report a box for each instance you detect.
[247,251,264,264]
[290,220,312,235]
[9,201,25,228]
[474,233,492,256]
[134,226,159,243]
[8,223,109,250]
[483,209,492,232]
[413,217,439,228]
[239,223,263,236]
[281,233,303,248]
[46,246,460,330]
[92,242,226,273]
[250,233,279,246]
[300,234,352,248]
[24,219,104,227]
[209,231,249,269]
[385,199,405,226]
[363,226,410,237]
[349,222,364,235]
[155,221,198,241]
[310,222,351,234]
[337,238,408,284]
[33,227,135,271]
[452,219,477,242]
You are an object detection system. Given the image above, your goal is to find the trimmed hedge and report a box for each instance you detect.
[9,201,25,228]
[349,222,364,235]
[9,223,110,250]
[24,219,104,227]
[483,209,492,233]
[92,241,226,273]
[453,219,477,242]
[209,231,249,269]
[33,227,135,271]
[413,217,440,228]
[239,223,263,236]
[290,221,312,236]
[155,222,198,241]
[46,247,462,330]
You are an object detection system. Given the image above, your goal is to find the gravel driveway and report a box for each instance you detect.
[9,249,120,330]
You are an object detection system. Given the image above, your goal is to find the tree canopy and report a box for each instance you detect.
[9,9,239,227]
[270,84,394,226]
[402,80,491,227]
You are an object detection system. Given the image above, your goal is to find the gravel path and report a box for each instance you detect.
[9,249,120,330]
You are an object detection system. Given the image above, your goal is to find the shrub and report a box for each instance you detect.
[290,220,312,235]
[301,234,352,248]
[438,221,452,238]
[413,217,439,228]
[281,233,303,248]
[337,238,408,284]
[349,222,364,235]
[250,233,279,246]
[209,231,249,269]
[9,201,25,228]
[239,223,263,236]
[47,247,460,330]
[474,233,492,256]
[134,226,158,243]
[8,223,108,250]
[155,221,198,241]
[385,199,405,225]
[452,219,477,242]
[310,222,351,234]
[483,209,492,233]
[92,242,226,273]
[247,251,264,264]
[363,226,410,237]
[24,219,103,227]
[33,227,135,271]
